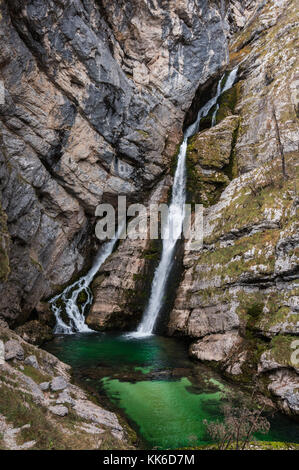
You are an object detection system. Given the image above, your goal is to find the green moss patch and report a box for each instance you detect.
[22,364,52,385]
[216,82,241,124]
[0,202,10,282]
[0,383,66,450]
[269,335,299,368]
[186,116,239,207]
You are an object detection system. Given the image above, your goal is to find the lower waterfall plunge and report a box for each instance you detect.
[51,67,238,335]
[50,225,124,333]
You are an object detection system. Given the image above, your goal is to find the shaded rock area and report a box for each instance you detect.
[15,320,53,346]
[168,0,299,417]
[0,325,133,450]
[186,115,239,206]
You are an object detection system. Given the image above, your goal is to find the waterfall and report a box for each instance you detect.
[211,76,224,127]
[211,66,238,126]
[51,225,124,334]
[132,66,239,338]
[51,67,238,336]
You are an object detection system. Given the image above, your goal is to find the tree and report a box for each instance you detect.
[272,106,287,178]
[203,394,270,450]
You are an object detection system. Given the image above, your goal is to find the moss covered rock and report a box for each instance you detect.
[186,115,239,207]
[15,320,53,346]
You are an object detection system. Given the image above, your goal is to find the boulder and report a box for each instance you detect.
[39,382,50,391]
[4,340,24,361]
[268,369,299,416]
[73,399,123,440]
[258,351,283,374]
[189,331,242,362]
[19,375,44,403]
[49,405,68,417]
[187,306,240,338]
[0,319,9,329]
[50,376,68,392]
[56,391,75,407]
[24,355,39,369]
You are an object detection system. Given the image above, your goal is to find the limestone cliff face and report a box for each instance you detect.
[168,0,299,416]
[0,0,234,325]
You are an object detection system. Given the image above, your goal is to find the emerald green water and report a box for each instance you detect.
[44,333,299,449]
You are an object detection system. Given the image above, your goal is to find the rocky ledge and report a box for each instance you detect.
[0,323,134,450]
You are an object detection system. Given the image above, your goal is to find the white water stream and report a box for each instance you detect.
[51,225,123,333]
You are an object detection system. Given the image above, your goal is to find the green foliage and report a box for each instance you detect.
[247,302,264,318]
[0,383,66,450]
[203,394,270,450]
[216,82,240,124]
[22,364,52,385]
[0,202,10,282]
[77,290,88,306]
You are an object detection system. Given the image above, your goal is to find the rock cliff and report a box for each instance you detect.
[168,0,299,416]
[0,322,133,449]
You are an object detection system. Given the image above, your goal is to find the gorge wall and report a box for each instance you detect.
[0,0,298,417]
[168,0,299,416]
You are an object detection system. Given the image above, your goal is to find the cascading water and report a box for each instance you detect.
[132,138,188,337]
[51,225,123,334]
[211,76,223,127]
[51,67,238,336]
[132,66,239,338]
[212,67,239,126]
